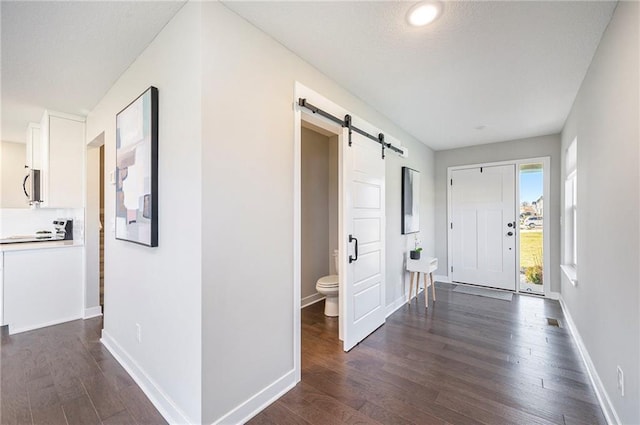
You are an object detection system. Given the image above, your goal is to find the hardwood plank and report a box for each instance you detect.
[101,409,138,425]
[1,317,166,425]
[118,385,168,425]
[0,403,32,425]
[259,400,314,425]
[252,284,607,424]
[62,394,101,425]
[82,374,126,420]
[97,357,136,391]
[358,401,416,425]
[246,412,279,425]
[30,404,68,425]
[0,354,32,425]
[28,383,61,409]
[276,386,348,425]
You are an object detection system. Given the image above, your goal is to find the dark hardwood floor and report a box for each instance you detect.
[250,283,606,425]
[1,284,606,425]
[1,317,166,425]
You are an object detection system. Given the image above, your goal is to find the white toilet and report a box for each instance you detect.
[316,249,339,317]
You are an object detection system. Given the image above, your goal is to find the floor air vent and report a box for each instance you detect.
[547,318,560,327]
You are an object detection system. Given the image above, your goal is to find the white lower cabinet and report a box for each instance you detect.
[3,247,83,334]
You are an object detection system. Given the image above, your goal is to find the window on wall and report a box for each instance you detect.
[562,138,578,284]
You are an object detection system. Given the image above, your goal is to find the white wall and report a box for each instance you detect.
[560,2,639,423]
[0,208,83,239]
[85,3,202,423]
[385,142,435,310]
[0,141,27,208]
[328,135,339,274]
[301,127,332,301]
[200,2,434,423]
[433,134,561,292]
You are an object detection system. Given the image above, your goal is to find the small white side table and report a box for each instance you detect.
[406,256,438,308]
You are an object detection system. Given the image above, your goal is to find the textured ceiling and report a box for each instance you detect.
[1,1,616,150]
[224,1,616,150]
[1,1,185,143]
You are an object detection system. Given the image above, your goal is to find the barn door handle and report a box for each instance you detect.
[349,235,358,263]
[23,174,30,198]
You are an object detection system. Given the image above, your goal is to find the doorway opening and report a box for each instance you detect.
[447,157,550,296]
[86,132,105,321]
[300,120,340,338]
[294,83,397,384]
[99,145,105,306]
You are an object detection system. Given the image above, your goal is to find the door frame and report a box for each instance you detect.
[446,156,551,296]
[84,132,105,319]
[293,82,399,382]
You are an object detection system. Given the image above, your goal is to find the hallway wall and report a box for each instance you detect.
[560,2,639,423]
[85,3,202,423]
[200,3,434,422]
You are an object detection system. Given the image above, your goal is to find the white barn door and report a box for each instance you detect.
[450,165,516,290]
[341,131,386,351]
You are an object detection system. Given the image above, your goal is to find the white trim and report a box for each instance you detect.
[385,295,408,318]
[9,314,82,335]
[433,274,451,283]
[45,109,86,123]
[211,370,296,425]
[546,291,560,300]
[293,92,302,383]
[560,265,578,286]
[301,293,325,309]
[559,297,621,425]
[83,306,102,319]
[446,157,552,297]
[101,331,193,425]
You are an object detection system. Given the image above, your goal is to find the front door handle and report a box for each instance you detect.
[349,235,358,263]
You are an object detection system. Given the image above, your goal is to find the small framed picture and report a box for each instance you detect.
[402,167,420,234]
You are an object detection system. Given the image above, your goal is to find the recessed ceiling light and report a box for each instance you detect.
[407,2,443,27]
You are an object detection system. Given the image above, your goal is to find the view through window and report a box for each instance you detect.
[519,163,544,293]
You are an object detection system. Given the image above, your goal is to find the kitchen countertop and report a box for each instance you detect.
[0,235,65,244]
[0,239,83,253]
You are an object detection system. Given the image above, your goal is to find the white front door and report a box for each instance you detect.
[450,165,516,290]
[341,131,386,351]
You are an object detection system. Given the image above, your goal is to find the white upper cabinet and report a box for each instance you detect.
[25,123,41,170]
[40,111,85,208]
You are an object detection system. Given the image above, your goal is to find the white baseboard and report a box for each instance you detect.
[211,369,297,425]
[101,331,193,425]
[559,297,620,425]
[301,292,325,309]
[9,314,82,335]
[84,306,103,319]
[433,274,451,283]
[386,294,407,318]
[546,291,560,300]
